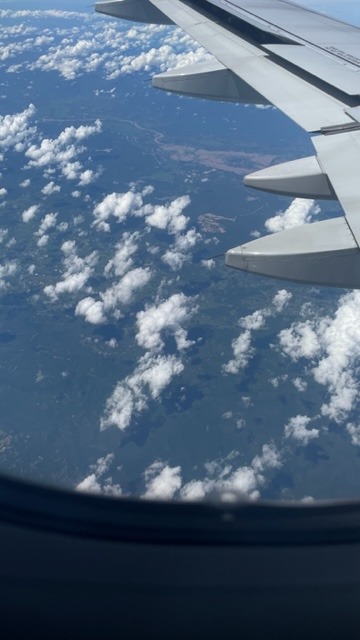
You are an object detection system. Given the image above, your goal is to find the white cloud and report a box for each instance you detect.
[284,415,320,445]
[135,293,196,352]
[0,9,89,19]
[293,377,307,392]
[346,423,360,447]
[181,443,282,501]
[25,119,102,181]
[42,181,60,195]
[35,212,57,239]
[239,309,266,331]
[92,189,144,232]
[1,12,211,92]
[272,289,292,313]
[100,352,184,431]
[223,330,253,374]
[144,195,190,234]
[279,321,321,361]
[143,460,182,500]
[265,198,320,233]
[76,266,152,325]
[22,204,39,222]
[0,260,17,290]
[92,188,191,237]
[76,453,122,496]
[104,231,139,277]
[0,104,36,153]
[100,267,152,313]
[44,240,98,301]
[223,289,293,375]
[99,287,196,430]
[20,178,30,188]
[75,297,106,325]
[279,291,360,423]
[161,227,201,271]
[201,258,215,269]
[37,234,49,247]
[78,168,98,186]
[0,188,7,198]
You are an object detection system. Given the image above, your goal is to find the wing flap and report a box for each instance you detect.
[264,44,360,96]
[206,0,360,55]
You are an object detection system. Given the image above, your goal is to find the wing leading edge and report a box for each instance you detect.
[95,0,360,288]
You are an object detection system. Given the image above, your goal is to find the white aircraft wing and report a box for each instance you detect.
[95,0,360,288]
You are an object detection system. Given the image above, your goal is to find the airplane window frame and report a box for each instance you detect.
[1,471,360,545]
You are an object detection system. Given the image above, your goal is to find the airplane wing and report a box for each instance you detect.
[95,0,360,288]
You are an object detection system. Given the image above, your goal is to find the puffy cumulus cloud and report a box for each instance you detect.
[0,9,89,19]
[76,453,122,496]
[312,292,360,422]
[99,266,152,314]
[8,13,208,83]
[0,30,54,64]
[25,120,102,182]
[293,377,307,392]
[143,195,190,235]
[104,231,139,278]
[223,288,293,375]
[180,443,282,501]
[284,415,320,446]
[93,188,195,261]
[100,352,184,431]
[346,423,360,447]
[92,189,144,232]
[34,212,57,245]
[99,288,197,430]
[0,188,7,198]
[143,460,182,500]
[201,258,215,269]
[269,375,287,388]
[109,43,211,79]
[0,260,17,290]
[265,198,320,234]
[161,228,201,271]
[136,293,197,352]
[32,39,96,81]
[22,204,39,223]
[44,240,98,301]
[20,178,30,188]
[0,104,36,153]
[102,27,210,82]
[279,321,321,361]
[272,289,292,313]
[41,181,60,195]
[76,240,151,325]
[78,168,98,186]
[1,23,36,38]
[279,291,360,423]
[239,309,266,331]
[223,330,254,375]
[75,297,106,325]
